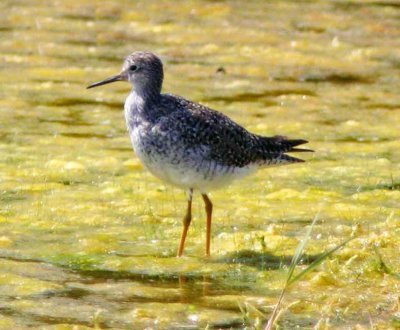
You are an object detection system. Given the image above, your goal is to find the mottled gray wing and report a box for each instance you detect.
[157,94,311,167]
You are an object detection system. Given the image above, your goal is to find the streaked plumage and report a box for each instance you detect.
[87,51,312,257]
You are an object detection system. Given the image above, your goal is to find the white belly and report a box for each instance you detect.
[143,155,257,192]
[130,128,257,192]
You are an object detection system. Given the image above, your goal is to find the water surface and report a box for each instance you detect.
[0,0,399,329]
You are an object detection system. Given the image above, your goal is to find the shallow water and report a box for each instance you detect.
[0,0,399,329]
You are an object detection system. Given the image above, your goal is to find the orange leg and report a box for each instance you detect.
[177,189,193,257]
[202,194,213,257]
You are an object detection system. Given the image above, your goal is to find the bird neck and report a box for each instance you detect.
[131,87,160,107]
[132,82,161,105]
[127,87,162,124]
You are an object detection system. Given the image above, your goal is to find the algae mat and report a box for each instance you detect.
[0,0,399,329]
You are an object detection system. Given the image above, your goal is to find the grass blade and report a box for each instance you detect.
[265,209,354,330]
[264,211,320,330]
[285,212,320,286]
[288,236,355,285]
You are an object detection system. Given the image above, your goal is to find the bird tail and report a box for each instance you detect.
[257,135,313,165]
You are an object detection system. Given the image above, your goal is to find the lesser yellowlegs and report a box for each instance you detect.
[87,51,312,257]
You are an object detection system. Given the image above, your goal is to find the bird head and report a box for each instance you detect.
[87,51,164,95]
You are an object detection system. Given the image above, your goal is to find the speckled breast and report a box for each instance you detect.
[127,123,256,192]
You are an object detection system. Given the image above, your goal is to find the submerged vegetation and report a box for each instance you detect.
[0,0,399,329]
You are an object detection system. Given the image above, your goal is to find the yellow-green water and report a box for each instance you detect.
[1,0,399,329]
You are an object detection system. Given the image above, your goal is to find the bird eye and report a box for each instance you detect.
[129,65,138,71]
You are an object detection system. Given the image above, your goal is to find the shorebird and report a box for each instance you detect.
[87,51,312,257]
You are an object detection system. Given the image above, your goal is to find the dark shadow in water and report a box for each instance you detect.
[59,180,89,186]
[0,251,266,291]
[106,146,135,152]
[28,287,92,300]
[0,248,318,314]
[204,89,316,104]
[271,71,375,84]
[59,13,96,21]
[0,305,114,329]
[2,249,323,329]
[0,253,251,328]
[62,38,97,47]
[52,53,122,64]
[365,103,400,110]
[33,97,122,109]
[333,1,400,9]
[25,90,123,109]
[299,72,375,84]
[215,249,322,271]
[59,132,114,139]
[38,118,93,127]
[360,181,400,192]
[0,248,322,293]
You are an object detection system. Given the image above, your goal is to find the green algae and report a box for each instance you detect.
[0,0,399,328]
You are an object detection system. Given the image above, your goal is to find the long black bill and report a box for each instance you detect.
[87,74,122,89]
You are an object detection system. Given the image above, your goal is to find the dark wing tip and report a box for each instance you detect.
[285,139,313,157]
[287,139,313,153]
[290,147,314,153]
[280,154,306,164]
[261,136,313,153]
[256,136,313,165]
[286,138,309,147]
